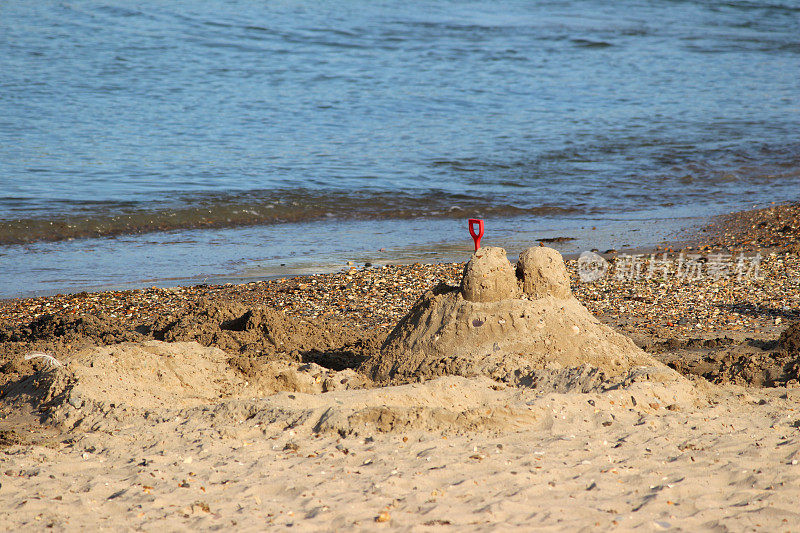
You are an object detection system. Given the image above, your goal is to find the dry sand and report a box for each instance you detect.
[2,242,800,531]
[1,346,799,531]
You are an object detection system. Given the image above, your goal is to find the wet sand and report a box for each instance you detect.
[1,202,799,530]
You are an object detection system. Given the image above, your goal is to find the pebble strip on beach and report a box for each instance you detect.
[1,252,798,341]
[573,251,799,338]
[696,201,800,253]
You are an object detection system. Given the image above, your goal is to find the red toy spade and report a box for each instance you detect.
[468,218,484,251]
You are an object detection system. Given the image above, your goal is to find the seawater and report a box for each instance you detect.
[1,0,799,297]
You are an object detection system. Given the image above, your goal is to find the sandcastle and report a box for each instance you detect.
[363,246,677,387]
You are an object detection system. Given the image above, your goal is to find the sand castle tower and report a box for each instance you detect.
[363,246,672,387]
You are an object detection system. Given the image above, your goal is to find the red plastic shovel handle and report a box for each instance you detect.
[468,218,484,251]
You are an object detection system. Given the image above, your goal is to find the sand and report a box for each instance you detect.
[2,242,800,531]
[1,354,799,531]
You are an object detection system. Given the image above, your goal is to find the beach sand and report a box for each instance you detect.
[1,203,799,531]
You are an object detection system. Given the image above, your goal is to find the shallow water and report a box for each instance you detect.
[0,213,700,298]
[1,0,799,296]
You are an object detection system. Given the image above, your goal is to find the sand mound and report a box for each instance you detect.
[0,300,380,383]
[0,312,145,345]
[151,299,378,369]
[239,372,701,438]
[517,245,572,299]
[5,366,703,440]
[363,247,677,386]
[712,322,800,386]
[655,323,800,387]
[0,341,368,430]
[460,246,520,302]
[243,376,545,437]
[781,321,800,355]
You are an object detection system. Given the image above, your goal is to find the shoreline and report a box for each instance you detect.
[4,199,796,301]
[0,211,708,300]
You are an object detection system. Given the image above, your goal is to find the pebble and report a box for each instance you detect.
[698,201,800,253]
[572,251,800,337]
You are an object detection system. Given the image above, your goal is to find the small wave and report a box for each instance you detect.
[722,1,800,14]
[571,38,613,48]
[0,190,587,246]
[94,5,147,19]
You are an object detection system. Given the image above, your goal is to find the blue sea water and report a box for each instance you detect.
[1,0,799,297]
